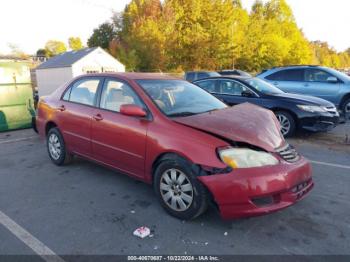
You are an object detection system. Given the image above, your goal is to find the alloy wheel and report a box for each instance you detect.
[276,114,291,136]
[160,168,194,212]
[48,133,61,160]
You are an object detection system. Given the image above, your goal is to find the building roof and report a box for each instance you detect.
[80,72,181,80]
[36,47,98,70]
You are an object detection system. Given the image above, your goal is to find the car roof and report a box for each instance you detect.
[185,71,217,73]
[194,75,252,81]
[79,72,180,80]
[268,65,325,71]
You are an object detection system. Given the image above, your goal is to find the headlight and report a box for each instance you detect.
[297,105,327,113]
[218,148,279,169]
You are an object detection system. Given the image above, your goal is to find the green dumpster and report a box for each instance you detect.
[0,60,35,132]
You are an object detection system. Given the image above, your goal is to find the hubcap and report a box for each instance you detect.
[276,114,291,136]
[48,134,61,160]
[160,169,194,212]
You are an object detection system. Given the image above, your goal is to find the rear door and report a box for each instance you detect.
[91,78,149,178]
[57,77,101,157]
[265,69,305,94]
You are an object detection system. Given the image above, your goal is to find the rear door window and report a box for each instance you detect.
[195,80,217,93]
[64,78,100,106]
[266,69,304,81]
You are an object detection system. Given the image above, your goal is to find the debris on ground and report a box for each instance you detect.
[130,210,136,214]
[133,226,151,238]
[224,232,228,236]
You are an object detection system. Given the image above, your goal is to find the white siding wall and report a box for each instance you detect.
[72,48,125,76]
[36,67,73,97]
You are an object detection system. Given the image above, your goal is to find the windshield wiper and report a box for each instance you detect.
[168,112,197,117]
[202,109,218,114]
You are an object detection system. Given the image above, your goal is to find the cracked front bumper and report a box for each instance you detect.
[198,157,313,219]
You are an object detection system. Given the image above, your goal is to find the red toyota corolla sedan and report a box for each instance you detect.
[36,73,313,220]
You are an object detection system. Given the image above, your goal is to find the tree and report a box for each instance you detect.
[36,49,48,57]
[87,22,117,49]
[7,43,29,59]
[89,0,348,72]
[236,0,312,72]
[118,0,166,71]
[68,37,83,50]
[45,40,67,57]
[311,41,350,68]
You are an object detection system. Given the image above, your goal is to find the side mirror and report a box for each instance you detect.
[120,104,147,117]
[242,90,254,97]
[327,76,338,83]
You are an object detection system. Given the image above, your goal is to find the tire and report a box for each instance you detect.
[275,111,296,137]
[47,127,72,166]
[341,97,350,120]
[153,156,208,220]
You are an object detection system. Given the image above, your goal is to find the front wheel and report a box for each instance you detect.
[275,111,296,137]
[47,127,72,166]
[341,98,350,120]
[154,157,208,220]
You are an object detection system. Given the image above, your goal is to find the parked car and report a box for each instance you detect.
[218,69,251,77]
[184,71,220,82]
[257,65,350,118]
[194,76,339,137]
[36,73,313,220]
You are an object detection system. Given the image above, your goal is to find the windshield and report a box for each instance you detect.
[243,77,284,95]
[325,67,350,81]
[137,79,227,117]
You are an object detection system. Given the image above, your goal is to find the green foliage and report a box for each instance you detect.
[45,40,67,57]
[36,49,48,57]
[311,41,350,69]
[87,22,117,49]
[236,0,312,72]
[87,0,350,72]
[68,37,83,51]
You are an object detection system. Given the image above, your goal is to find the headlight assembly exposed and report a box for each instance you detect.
[218,148,279,169]
[297,105,327,113]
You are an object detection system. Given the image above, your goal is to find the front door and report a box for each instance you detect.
[91,78,149,178]
[303,68,341,103]
[216,79,261,107]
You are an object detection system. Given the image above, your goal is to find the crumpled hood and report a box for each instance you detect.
[173,103,285,152]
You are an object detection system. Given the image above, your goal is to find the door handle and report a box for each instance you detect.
[93,114,103,121]
[273,82,279,86]
[57,105,65,112]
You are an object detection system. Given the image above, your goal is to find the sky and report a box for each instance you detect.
[0,0,349,55]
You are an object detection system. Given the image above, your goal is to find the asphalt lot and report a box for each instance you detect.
[0,126,349,257]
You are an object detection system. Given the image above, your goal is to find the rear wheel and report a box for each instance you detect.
[275,111,296,137]
[154,156,208,220]
[47,127,72,165]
